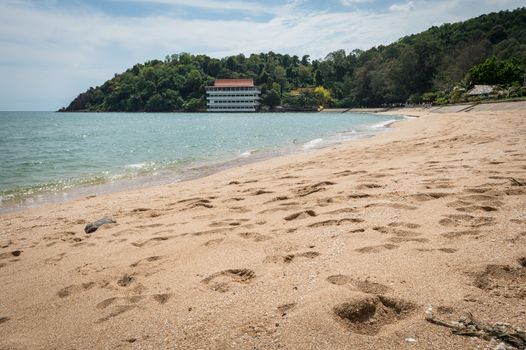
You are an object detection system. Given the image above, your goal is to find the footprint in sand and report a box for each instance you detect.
[294,181,336,197]
[447,195,502,213]
[327,275,391,294]
[421,178,455,189]
[111,229,140,237]
[266,195,290,202]
[238,232,272,242]
[131,236,174,247]
[57,281,96,298]
[373,225,426,244]
[95,297,141,323]
[387,236,429,243]
[130,208,162,218]
[96,295,145,310]
[463,187,492,194]
[347,192,371,199]
[151,293,172,304]
[472,259,526,299]
[43,231,86,244]
[188,227,237,237]
[201,269,256,292]
[250,189,274,196]
[208,218,249,228]
[178,197,213,210]
[333,294,416,335]
[461,194,502,202]
[228,206,252,213]
[284,210,317,221]
[364,173,391,179]
[308,218,364,228]
[116,273,135,287]
[131,207,151,213]
[356,183,383,190]
[349,228,366,233]
[95,292,171,323]
[44,252,67,265]
[355,244,399,253]
[455,205,499,213]
[333,170,353,177]
[316,197,345,207]
[365,203,417,210]
[204,238,224,247]
[136,223,165,229]
[283,251,320,263]
[439,214,496,228]
[441,230,481,239]
[410,192,450,201]
[416,248,457,254]
[387,222,421,229]
[129,256,162,268]
[258,206,301,214]
[264,251,320,264]
[322,207,358,215]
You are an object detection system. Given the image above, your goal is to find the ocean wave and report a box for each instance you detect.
[240,150,255,157]
[302,138,324,150]
[371,119,398,129]
[125,162,148,169]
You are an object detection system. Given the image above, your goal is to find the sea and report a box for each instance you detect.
[0,111,404,212]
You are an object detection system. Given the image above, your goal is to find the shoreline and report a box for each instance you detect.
[1,101,525,349]
[0,113,404,214]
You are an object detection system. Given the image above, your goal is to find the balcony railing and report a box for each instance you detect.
[206,96,261,101]
[207,101,260,107]
[206,89,261,95]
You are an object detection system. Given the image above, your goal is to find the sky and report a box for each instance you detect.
[0,0,523,110]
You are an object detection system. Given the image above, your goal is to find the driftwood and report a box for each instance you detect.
[425,306,526,349]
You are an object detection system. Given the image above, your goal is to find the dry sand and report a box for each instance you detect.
[1,101,525,349]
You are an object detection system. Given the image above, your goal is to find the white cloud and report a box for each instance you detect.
[340,0,374,6]
[0,0,524,109]
[116,0,283,14]
[389,1,415,12]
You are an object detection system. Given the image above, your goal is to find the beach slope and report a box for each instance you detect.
[1,102,525,349]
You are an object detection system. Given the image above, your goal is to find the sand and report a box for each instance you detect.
[1,101,525,349]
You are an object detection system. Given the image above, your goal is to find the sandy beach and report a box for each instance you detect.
[1,101,525,349]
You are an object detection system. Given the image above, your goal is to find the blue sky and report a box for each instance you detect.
[0,0,523,110]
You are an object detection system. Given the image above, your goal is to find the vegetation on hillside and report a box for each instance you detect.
[61,7,526,112]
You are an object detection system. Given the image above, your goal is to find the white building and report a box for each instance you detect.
[206,79,261,112]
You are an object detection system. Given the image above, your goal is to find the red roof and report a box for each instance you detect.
[213,79,254,87]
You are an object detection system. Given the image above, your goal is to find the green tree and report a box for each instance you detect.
[313,86,332,107]
[470,56,524,85]
[183,98,204,112]
[145,93,166,112]
[262,90,281,108]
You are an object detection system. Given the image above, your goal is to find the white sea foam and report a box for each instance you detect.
[240,150,254,157]
[302,138,324,150]
[126,163,147,169]
[371,119,398,129]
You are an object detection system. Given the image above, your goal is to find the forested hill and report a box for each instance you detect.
[61,7,526,112]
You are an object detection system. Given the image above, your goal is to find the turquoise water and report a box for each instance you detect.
[0,111,402,211]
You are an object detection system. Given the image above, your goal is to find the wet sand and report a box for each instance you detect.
[0,101,525,349]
